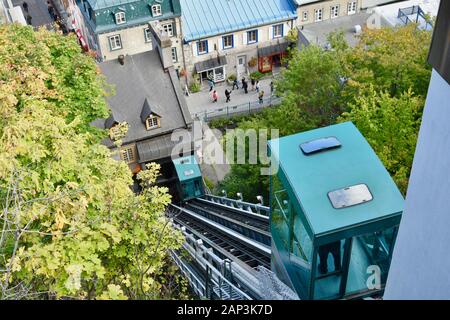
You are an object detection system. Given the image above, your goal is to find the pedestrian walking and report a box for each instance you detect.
[251,78,256,91]
[208,78,215,92]
[241,77,246,91]
[225,89,231,103]
[25,14,32,25]
[243,80,248,94]
[256,80,260,93]
[270,81,274,96]
[22,1,28,12]
[48,5,56,20]
[258,90,264,104]
[232,79,239,90]
[212,90,218,103]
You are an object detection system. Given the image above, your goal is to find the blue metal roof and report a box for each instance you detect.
[173,155,202,182]
[180,0,297,41]
[268,122,404,237]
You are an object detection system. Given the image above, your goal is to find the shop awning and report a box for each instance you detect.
[195,56,227,73]
[258,42,290,57]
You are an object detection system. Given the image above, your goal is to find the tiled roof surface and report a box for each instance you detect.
[180,0,297,41]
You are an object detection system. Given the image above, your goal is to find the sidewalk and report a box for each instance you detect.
[185,77,275,117]
[12,0,54,29]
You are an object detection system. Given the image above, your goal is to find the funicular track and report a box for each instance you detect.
[184,198,271,246]
[171,204,271,270]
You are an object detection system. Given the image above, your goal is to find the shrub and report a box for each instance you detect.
[189,82,201,93]
[250,71,265,81]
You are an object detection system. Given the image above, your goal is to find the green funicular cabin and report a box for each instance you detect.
[173,155,204,202]
[268,122,404,300]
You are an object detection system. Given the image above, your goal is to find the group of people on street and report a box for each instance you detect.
[210,76,274,105]
[209,76,274,105]
[22,0,60,27]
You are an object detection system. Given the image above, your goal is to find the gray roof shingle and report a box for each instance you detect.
[99,50,192,148]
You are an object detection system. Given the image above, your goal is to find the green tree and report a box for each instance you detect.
[342,24,432,99]
[218,25,432,200]
[338,88,424,194]
[0,24,184,299]
[276,45,346,126]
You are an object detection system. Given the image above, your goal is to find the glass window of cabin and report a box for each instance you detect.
[313,239,346,299]
[290,205,312,263]
[289,204,313,298]
[270,175,290,253]
[345,226,397,296]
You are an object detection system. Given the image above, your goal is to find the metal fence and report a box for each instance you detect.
[193,96,282,122]
[398,6,432,29]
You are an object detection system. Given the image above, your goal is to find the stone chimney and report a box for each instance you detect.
[147,21,173,70]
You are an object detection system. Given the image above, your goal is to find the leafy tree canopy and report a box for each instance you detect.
[0,25,185,300]
[218,25,432,200]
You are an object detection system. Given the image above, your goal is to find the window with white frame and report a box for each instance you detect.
[144,28,152,43]
[247,30,258,44]
[115,11,126,24]
[273,24,283,38]
[314,8,323,22]
[302,11,308,21]
[108,35,122,51]
[162,23,173,37]
[197,40,208,55]
[146,115,159,130]
[120,145,136,163]
[171,47,177,62]
[152,4,162,17]
[348,1,357,15]
[222,35,233,49]
[331,5,339,19]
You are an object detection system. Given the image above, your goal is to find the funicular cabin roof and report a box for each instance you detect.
[268,122,404,242]
[173,155,202,182]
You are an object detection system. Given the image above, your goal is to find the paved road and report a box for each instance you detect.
[185,77,276,116]
[13,0,55,28]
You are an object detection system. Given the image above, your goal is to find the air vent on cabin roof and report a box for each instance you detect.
[300,136,341,155]
[328,184,373,209]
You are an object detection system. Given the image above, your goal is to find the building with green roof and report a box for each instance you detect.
[77,0,183,67]
[268,121,404,299]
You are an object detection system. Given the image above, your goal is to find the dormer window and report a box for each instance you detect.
[152,4,162,17]
[141,98,161,131]
[146,115,160,130]
[115,11,126,24]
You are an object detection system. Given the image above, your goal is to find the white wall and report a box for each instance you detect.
[361,0,396,8]
[297,0,363,26]
[98,18,183,68]
[384,69,450,299]
[183,21,293,80]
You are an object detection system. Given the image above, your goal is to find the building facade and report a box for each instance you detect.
[179,0,298,84]
[77,0,183,69]
[94,24,194,195]
[294,0,363,26]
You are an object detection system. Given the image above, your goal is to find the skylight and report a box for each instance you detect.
[300,136,341,155]
[328,184,373,209]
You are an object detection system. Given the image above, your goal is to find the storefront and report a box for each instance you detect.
[258,42,289,73]
[194,55,227,83]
